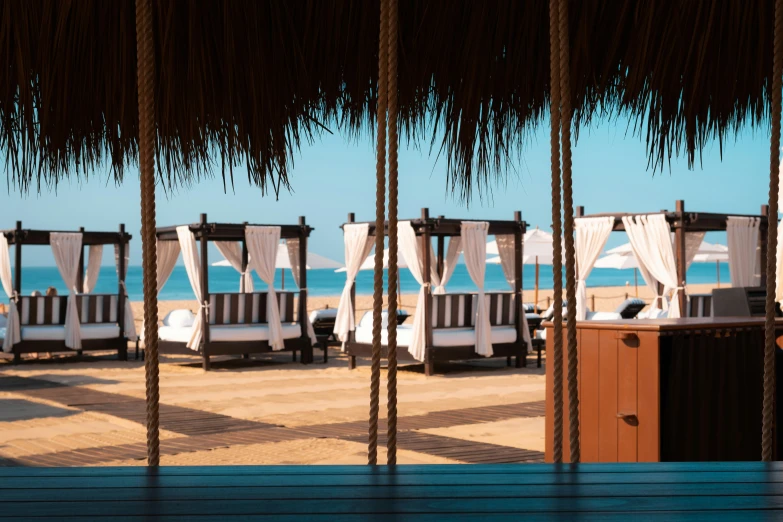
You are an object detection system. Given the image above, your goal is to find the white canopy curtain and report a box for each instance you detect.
[684,232,706,269]
[727,217,761,287]
[82,245,103,293]
[215,241,254,293]
[156,240,181,293]
[575,217,615,320]
[246,226,286,351]
[398,221,428,361]
[50,233,83,349]
[622,215,682,318]
[286,238,317,345]
[114,245,137,341]
[176,227,206,350]
[0,234,20,352]
[335,224,374,342]
[495,234,532,352]
[430,237,462,294]
[462,222,492,357]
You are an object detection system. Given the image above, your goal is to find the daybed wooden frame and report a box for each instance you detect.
[342,208,529,376]
[152,213,314,370]
[2,221,132,363]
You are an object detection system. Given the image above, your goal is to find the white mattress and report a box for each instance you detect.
[17,324,121,341]
[354,324,517,348]
[158,323,303,344]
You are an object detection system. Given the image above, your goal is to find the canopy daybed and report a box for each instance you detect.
[147,214,315,370]
[335,208,531,376]
[574,200,770,320]
[0,221,134,363]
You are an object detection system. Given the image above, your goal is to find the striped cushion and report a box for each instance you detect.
[19,295,119,325]
[430,292,516,328]
[208,292,297,325]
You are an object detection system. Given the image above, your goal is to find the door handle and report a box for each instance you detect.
[617,412,639,426]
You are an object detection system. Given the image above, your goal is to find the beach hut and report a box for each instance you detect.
[0,222,133,362]
[147,214,316,370]
[1,0,783,513]
[336,208,530,376]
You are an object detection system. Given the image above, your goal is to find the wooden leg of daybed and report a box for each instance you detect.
[119,345,128,361]
[135,340,139,360]
[202,353,211,371]
[292,350,297,362]
[506,356,512,367]
[424,360,434,377]
[243,354,249,359]
[516,355,523,368]
[537,346,542,368]
[12,352,20,365]
[76,350,83,359]
[323,343,328,363]
[349,355,356,370]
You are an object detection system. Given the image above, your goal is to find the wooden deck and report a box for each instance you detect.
[1,462,782,520]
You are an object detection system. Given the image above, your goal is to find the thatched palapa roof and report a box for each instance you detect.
[0,1,774,198]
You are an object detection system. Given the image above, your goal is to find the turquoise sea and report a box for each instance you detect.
[2,263,731,302]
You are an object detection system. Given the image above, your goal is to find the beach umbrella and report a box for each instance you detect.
[487,228,558,311]
[213,245,342,289]
[335,248,408,304]
[594,253,642,296]
[692,247,729,287]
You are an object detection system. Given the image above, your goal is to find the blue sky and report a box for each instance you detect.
[1,116,771,266]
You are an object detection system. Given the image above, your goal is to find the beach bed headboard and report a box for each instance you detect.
[18,294,119,325]
[430,292,516,328]
[208,291,298,325]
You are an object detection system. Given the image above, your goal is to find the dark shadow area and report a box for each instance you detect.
[0,398,77,422]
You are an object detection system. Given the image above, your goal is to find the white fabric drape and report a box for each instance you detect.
[0,234,20,352]
[176,227,206,350]
[622,215,682,318]
[215,241,254,293]
[51,233,83,349]
[727,217,761,287]
[575,217,615,320]
[462,222,492,357]
[431,237,462,294]
[156,240,181,292]
[286,238,317,345]
[246,226,285,351]
[82,245,103,293]
[495,234,532,352]
[684,232,706,269]
[113,245,137,341]
[335,224,374,342]
[399,221,428,361]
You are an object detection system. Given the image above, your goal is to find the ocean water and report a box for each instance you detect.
[2,263,730,302]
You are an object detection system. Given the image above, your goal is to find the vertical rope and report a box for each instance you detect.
[369,0,389,466]
[135,0,160,467]
[559,0,580,463]
[763,0,783,462]
[386,0,399,466]
[548,0,564,464]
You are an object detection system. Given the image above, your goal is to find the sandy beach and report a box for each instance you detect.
[131,282,724,332]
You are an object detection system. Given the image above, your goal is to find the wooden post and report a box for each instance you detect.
[437,216,445,279]
[298,216,311,364]
[199,213,211,370]
[591,294,595,311]
[77,227,85,293]
[347,212,357,369]
[534,258,540,313]
[674,200,687,314]
[14,221,22,295]
[576,206,585,218]
[422,208,433,376]
[118,225,127,355]
[241,222,249,293]
[514,211,525,368]
[760,204,770,287]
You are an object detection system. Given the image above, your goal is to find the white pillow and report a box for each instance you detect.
[162,309,196,328]
[586,311,623,321]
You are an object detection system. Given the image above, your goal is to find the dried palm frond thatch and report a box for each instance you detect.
[0,0,773,199]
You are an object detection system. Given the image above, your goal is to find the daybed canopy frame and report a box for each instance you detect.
[342,207,528,376]
[154,213,314,369]
[578,200,771,314]
[2,221,132,362]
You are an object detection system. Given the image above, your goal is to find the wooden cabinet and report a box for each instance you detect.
[545,318,782,463]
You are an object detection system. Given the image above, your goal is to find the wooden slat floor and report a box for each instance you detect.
[0,375,545,466]
[1,463,782,520]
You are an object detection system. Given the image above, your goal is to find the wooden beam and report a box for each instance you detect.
[675,200,687,314]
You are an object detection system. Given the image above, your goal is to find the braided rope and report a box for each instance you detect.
[763,0,783,462]
[369,0,389,466]
[559,0,580,463]
[135,0,160,467]
[548,0,564,464]
[385,0,399,466]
